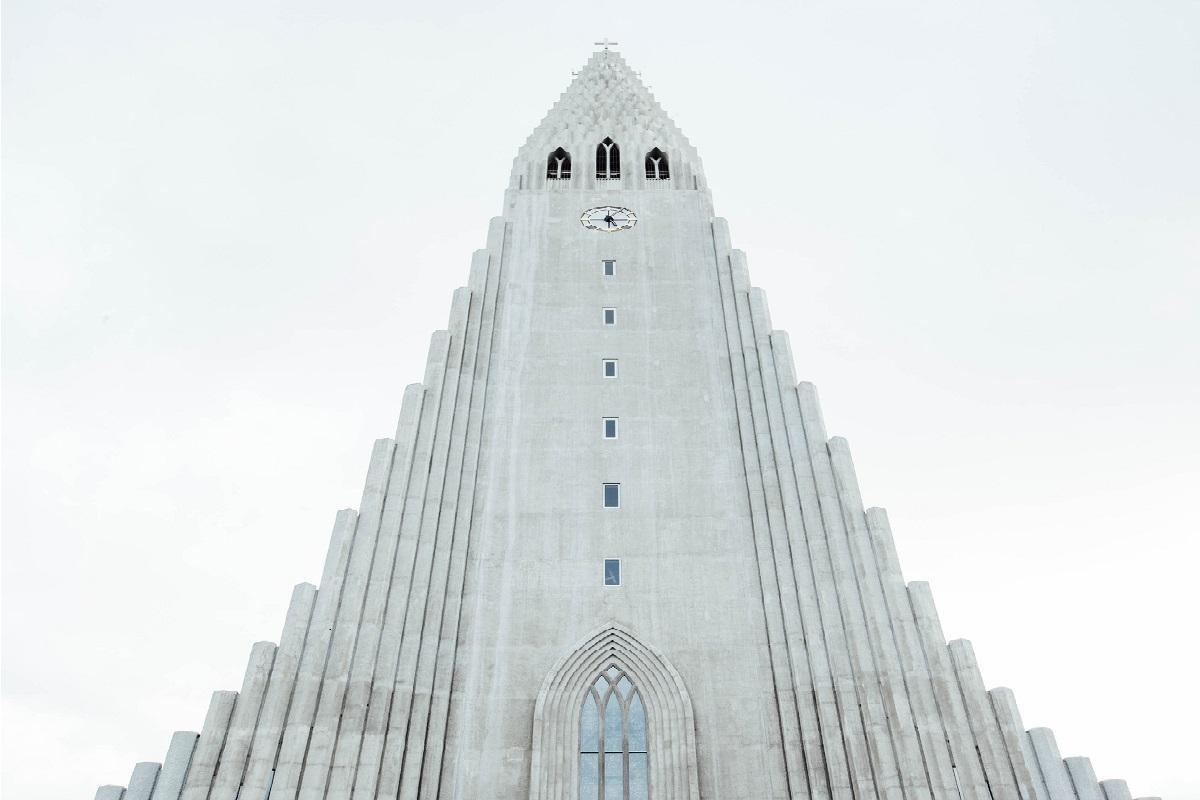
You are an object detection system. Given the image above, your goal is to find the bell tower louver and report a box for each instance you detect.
[90,50,1158,800]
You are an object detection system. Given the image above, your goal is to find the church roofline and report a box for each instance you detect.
[508,50,707,192]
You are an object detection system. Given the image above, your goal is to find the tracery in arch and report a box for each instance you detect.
[644,148,669,180]
[579,665,648,800]
[547,147,572,180]
[528,624,698,800]
[596,137,621,179]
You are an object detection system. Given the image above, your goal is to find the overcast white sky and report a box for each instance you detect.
[3,2,1198,798]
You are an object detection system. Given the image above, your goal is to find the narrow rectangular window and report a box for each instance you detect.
[602,359,617,378]
[603,307,616,326]
[603,259,616,276]
[603,418,618,439]
[603,483,620,508]
[604,558,621,586]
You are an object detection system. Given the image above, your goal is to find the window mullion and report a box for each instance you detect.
[597,693,605,798]
[623,694,632,800]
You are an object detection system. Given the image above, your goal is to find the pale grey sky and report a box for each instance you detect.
[3,2,1198,798]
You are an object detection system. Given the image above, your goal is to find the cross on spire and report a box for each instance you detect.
[594,38,619,51]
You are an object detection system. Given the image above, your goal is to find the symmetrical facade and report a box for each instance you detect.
[92,51,1158,800]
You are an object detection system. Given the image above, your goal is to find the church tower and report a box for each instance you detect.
[93,50,1156,800]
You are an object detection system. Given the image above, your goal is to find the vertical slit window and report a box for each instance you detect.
[603,308,616,326]
[603,259,616,276]
[603,359,617,378]
[603,483,620,508]
[603,418,618,439]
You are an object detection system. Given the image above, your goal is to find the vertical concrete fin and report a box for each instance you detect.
[348,365,440,799]
[863,508,959,797]
[209,641,278,800]
[750,286,773,328]
[945,639,1021,799]
[792,377,877,799]
[798,381,907,800]
[328,289,470,797]
[907,583,992,798]
[96,787,126,800]
[179,690,237,800]
[777,365,859,799]
[294,438,397,799]
[908,583,948,642]
[988,687,1049,800]
[149,731,199,800]
[796,382,829,444]
[769,330,797,388]
[1098,779,1132,800]
[327,372,429,796]
[711,217,732,253]
[467,248,490,293]
[318,508,359,591]
[865,508,904,583]
[362,283,461,798]
[1026,728,1077,800]
[367,238,477,797]
[423,331,451,388]
[746,281,830,800]
[729,249,751,292]
[356,439,398,516]
[761,288,850,800]
[239,583,318,797]
[826,435,931,799]
[485,216,506,254]
[447,287,472,336]
[391,232,485,800]
[269,510,360,800]
[394,383,425,442]
[413,199,506,800]
[710,241,815,800]
[1064,758,1105,800]
[124,763,161,800]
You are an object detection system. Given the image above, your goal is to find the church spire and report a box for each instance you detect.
[509,51,706,191]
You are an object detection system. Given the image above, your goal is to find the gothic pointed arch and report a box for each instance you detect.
[529,624,700,800]
[644,147,669,180]
[547,147,572,180]
[596,137,621,179]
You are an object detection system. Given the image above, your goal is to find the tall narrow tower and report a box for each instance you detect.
[92,51,1155,800]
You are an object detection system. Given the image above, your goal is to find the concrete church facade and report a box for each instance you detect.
[93,51,1157,800]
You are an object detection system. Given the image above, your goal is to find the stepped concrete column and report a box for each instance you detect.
[1027,728,1076,800]
[124,762,161,800]
[180,691,238,800]
[148,732,198,800]
[1099,779,1133,800]
[1065,757,1105,800]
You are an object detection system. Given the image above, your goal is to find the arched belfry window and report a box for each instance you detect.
[579,666,648,800]
[644,148,669,180]
[529,624,700,800]
[596,137,621,179]
[547,147,572,180]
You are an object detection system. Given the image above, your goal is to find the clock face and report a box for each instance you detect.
[580,206,638,232]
